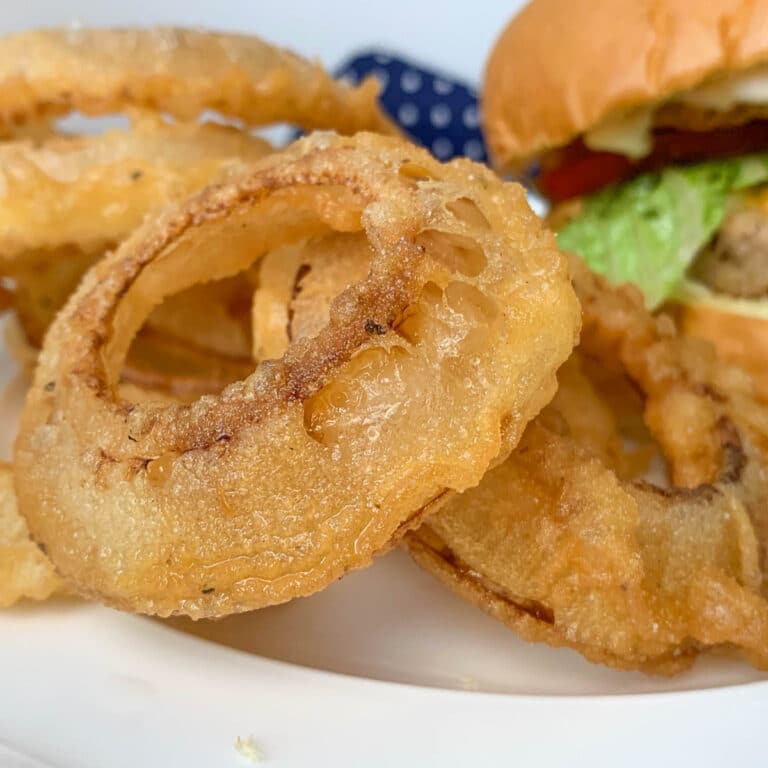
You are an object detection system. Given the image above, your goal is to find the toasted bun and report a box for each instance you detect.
[674,301,768,400]
[483,0,768,171]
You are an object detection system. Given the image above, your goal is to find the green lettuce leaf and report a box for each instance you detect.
[557,154,768,308]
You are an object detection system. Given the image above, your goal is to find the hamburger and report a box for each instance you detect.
[482,0,768,395]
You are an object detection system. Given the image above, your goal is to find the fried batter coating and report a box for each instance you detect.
[10,246,256,398]
[408,258,768,674]
[0,463,63,607]
[252,232,371,360]
[0,28,397,398]
[15,133,579,618]
[0,119,267,395]
[0,119,271,265]
[0,27,396,136]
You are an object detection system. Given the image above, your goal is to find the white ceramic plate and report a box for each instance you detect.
[1,2,767,765]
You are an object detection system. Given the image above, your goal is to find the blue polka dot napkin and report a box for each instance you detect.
[335,51,488,164]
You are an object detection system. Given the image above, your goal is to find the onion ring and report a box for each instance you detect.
[0,462,63,606]
[14,132,580,618]
[0,27,396,136]
[0,119,267,396]
[12,248,254,357]
[0,25,396,395]
[256,242,659,482]
[0,120,267,395]
[0,28,395,397]
[406,257,768,673]
[10,246,98,348]
[252,232,370,360]
[10,247,256,397]
[256,239,659,483]
[0,119,272,265]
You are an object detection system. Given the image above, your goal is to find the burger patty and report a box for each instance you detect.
[691,206,768,299]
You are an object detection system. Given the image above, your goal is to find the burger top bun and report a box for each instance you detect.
[483,0,768,172]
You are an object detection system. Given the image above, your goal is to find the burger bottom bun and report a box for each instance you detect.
[672,300,768,401]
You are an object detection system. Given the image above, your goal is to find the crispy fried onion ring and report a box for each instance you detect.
[0,120,269,395]
[0,28,395,395]
[252,231,371,360]
[0,118,272,265]
[407,257,768,674]
[10,246,256,399]
[0,27,396,136]
[254,235,657,480]
[0,463,63,607]
[14,133,580,617]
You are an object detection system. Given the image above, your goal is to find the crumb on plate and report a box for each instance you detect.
[235,735,265,763]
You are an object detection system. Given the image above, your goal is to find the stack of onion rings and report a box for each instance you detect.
[8,24,768,680]
[0,28,398,396]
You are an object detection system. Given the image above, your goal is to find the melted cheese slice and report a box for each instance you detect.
[583,110,653,158]
[584,64,768,158]
[676,278,768,319]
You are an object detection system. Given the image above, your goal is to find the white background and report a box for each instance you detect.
[1,2,767,767]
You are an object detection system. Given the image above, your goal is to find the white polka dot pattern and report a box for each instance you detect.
[335,51,488,163]
[397,103,420,127]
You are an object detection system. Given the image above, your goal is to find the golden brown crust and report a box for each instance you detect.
[406,257,768,673]
[15,132,579,618]
[9,243,256,398]
[0,462,63,607]
[0,27,397,136]
[0,120,272,266]
[483,0,768,169]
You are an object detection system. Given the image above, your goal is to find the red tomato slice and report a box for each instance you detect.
[539,120,768,203]
[538,152,632,202]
